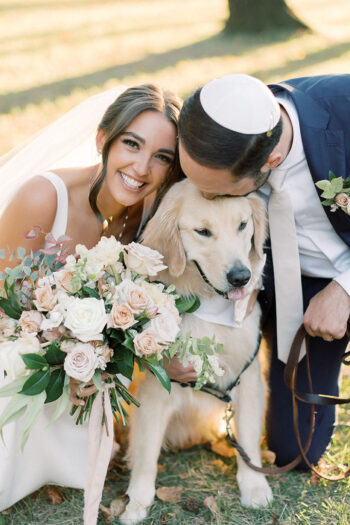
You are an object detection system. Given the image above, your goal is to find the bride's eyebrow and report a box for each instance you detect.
[122,131,175,156]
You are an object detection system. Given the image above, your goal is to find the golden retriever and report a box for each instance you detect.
[120,179,273,524]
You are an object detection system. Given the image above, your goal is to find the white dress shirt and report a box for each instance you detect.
[259,92,350,296]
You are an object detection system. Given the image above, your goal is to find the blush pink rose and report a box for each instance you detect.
[108,303,136,330]
[53,270,77,293]
[335,193,350,208]
[19,310,44,334]
[33,282,57,311]
[133,330,163,358]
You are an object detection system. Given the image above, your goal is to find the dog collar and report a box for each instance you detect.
[193,260,228,299]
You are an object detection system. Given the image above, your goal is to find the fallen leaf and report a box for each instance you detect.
[157,463,166,472]
[310,471,320,486]
[99,504,113,522]
[272,513,280,525]
[156,486,183,503]
[110,495,128,516]
[204,495,218,514]
[182,497,201,514]
[1,508,12,514]
[210,459,230,474]
[261,450,276,465]
[211,439,235,458]
[46,486,64,505]
[160,514,167,523]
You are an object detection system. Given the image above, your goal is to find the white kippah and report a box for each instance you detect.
[200,73,280,134]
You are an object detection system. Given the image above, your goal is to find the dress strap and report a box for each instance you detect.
[39,172,69,243]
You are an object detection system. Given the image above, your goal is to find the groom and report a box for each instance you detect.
[177,73,350,467]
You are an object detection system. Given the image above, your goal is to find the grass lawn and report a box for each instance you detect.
[1,0,350,523]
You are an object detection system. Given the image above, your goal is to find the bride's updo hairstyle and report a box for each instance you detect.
[89,84,182,218]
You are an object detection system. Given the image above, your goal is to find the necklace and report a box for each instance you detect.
[117,207,129,241]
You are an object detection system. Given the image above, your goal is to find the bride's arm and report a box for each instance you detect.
[0,176,57,274]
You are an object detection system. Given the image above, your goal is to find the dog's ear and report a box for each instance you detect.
[141,185,187,277]
[247,193,268,260]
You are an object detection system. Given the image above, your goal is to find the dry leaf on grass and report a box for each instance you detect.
[156,486,183,503]
[157,463,166,472]
[46,486,64,505]
[211,439,235,458]
[210,459,230,474]
[110,495,128,517]
[261,450,276,465]
[310,471,320,486]
[204,495,218,514]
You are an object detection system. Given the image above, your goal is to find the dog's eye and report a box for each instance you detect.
[194,228,212,238]
[238,221,247,232]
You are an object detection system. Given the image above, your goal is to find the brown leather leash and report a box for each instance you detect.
[226,324,350,479]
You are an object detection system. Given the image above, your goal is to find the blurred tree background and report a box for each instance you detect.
[0,0,350,156]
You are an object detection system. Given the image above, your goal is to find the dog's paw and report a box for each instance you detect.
[239,473,273,508]
[119,500,149,525]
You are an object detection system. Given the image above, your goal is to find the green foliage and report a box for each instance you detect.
[175,295,200,314]
[45,369,65,403]
[21,353,48,370]
[142,355,171,393]
[45,341,66,365]
[20,369,51,396]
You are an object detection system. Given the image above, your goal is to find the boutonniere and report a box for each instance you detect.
[315,171,350,215]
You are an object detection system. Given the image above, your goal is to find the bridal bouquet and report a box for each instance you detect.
[0,235,202,448]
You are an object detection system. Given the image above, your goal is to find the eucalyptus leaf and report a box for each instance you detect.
[93,369,104,392]
[17,247,26,259]
[20,391,46,450]
[0,394,30,432]
[321,188,337,199]
[0,376,27,397]
[20,369,51,396]
[21,353,48,370]
[0,249,5,259]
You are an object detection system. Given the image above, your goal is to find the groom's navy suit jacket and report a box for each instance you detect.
[269,74,350,249]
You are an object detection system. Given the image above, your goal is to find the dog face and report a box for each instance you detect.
[141,179,267,297]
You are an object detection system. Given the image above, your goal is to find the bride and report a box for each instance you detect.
[0,83,183,512]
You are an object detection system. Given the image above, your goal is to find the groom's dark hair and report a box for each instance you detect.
[178,88,282,182]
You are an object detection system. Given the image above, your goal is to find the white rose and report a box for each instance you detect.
[0,316,18,338]
[124,242,167,276]
[63,254,78,272]
[146,310,180,345]
[0,335,41,381]
[63,297,107,342]
[40,310,64,331]
[63,342,97,382]
[91,236,124,268]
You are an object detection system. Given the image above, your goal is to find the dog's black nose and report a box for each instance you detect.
[226,266,251,288]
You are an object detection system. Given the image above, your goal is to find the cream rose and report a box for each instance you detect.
[53,269,77,293]
[0,316,17,338]
[335,193,350,208]
[19,310,44,334]
[147,310,180,345]
[133,330,163,358]
[33,282,57,311]
[63,297,107,342]
[0,335,41,381]
[124,242,167,276]
[114,279,153,314]
[63,342,97,382]
[91,236,124,267]
[40,310,64,331]
[108,302,136,330]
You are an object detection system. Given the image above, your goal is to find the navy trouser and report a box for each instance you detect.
[260,257,348,468]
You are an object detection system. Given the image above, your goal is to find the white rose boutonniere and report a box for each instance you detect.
[315,171,350,215]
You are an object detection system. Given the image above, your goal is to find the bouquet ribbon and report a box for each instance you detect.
[84,385,114,525]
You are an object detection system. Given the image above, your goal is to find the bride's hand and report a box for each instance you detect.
[163,356,197,383]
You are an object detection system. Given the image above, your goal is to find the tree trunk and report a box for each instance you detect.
[225,0,307,33]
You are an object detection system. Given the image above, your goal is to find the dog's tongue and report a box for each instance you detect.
[227,288,245,301]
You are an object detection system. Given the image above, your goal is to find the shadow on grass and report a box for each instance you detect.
[1,29,350,113]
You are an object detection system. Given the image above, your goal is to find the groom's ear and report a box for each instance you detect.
[96,128,106,152]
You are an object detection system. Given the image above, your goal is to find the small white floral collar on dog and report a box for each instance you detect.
[315,171,350,215]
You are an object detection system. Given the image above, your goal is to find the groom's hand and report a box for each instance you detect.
[163,356,197,383]
[303,280,350,342]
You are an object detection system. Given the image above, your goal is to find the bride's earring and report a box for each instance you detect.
[97,148,102,154]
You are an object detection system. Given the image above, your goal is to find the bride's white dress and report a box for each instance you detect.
[0,87,129,511]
